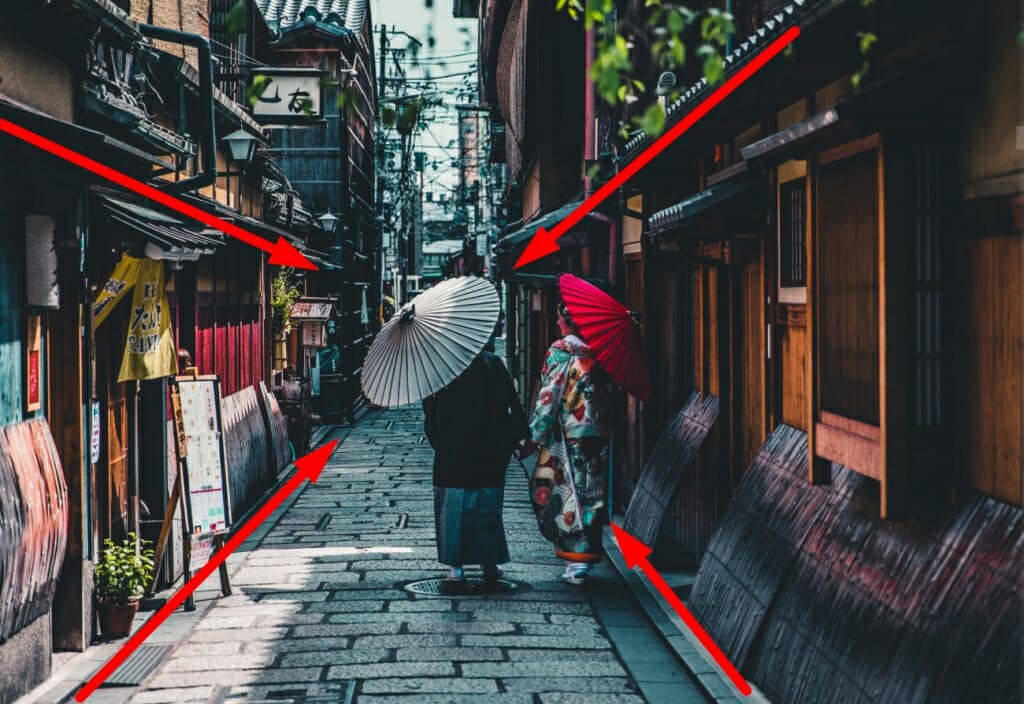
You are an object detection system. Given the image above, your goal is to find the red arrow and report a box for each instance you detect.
[0,118,317,270]
[74,440,339,702]
[611,524,753,697]
[514,25,800,269]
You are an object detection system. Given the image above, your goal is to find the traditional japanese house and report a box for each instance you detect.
[253,0,380,422]
[471,0,1021,699]
[0,3,329,693]
[616,0,1022,700]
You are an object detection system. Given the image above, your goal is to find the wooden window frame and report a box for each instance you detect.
[807,132,905,518]
[777,159,808,303]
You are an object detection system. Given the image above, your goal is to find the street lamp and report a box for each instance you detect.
[317,210,340,235]
[222,129,258,163]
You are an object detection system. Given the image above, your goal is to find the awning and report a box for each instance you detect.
[740,109,840,163]
[179,193,306,248]
[648,174,756,234]
[494,197,585,254]
[0,94,171,172]
[96,193,224,262]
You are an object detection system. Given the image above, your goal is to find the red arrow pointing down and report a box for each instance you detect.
[611,524,753,697]
[514,25,800,270]
[74,440,339,702]
[0,118,317,270]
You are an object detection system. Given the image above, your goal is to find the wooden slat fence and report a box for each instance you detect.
[690,424,1023,703]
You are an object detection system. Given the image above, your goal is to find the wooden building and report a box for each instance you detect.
[0,2,330,698]
[472,0,1022,700]
[254,0,380,423]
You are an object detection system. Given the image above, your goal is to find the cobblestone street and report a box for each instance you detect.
[120,408,709,704]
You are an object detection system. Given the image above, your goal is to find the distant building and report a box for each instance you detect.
[421,239,465,283]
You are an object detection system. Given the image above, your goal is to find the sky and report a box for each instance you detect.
[370,0,479,221]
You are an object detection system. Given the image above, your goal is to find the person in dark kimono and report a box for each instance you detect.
[423,340,528,583]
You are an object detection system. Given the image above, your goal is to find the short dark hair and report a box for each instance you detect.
[558,302,577,331]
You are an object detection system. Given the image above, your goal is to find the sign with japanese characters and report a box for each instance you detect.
[172,376,232,546]
[250,69,325,123]
[117,258,177,382]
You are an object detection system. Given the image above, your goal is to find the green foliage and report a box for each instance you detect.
[851,31,878,90]
[335,84,361,114]
[380,106,397,127]
[95,533,154,603]
[226,0,247,41]
[271,268,302,337]
[246,75,273,109]
[558,1,734,138]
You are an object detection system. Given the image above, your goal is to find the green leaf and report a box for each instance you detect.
[858,31,878,56]
[667,9,684,34]
[381,107,396,127]
[226,0,247,41]
[245,75,272,109]
[634,103,666,137]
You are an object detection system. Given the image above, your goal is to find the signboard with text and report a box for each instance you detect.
[170,376,232,573]
[250,68,326,124]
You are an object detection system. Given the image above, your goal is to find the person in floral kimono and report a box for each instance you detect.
[521,302,611,585]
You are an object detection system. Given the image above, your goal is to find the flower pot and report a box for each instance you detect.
[97,598,140,638]
[273,334,288,371]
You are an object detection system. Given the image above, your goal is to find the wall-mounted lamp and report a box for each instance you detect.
[222,129,258,163]
[317,210,340,235]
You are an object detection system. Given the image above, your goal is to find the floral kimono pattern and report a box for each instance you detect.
[528,335,611,563]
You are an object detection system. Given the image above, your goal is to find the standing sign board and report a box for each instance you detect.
[149,375,233,605]
[174,377,231,539]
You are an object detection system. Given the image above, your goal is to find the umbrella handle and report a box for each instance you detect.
[399,305,416,323]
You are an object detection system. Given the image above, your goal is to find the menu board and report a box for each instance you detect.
[172,377,231,538]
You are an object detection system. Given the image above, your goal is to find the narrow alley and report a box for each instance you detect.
[104,409,711,704]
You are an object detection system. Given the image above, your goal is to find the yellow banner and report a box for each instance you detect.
[93,254,142,328]
[117,258,178,382]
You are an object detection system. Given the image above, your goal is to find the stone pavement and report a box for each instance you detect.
[85,408,712,704]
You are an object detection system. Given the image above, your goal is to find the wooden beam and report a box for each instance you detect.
[807,156,830,484]
[815,422,881,480]
[880,134,908,519]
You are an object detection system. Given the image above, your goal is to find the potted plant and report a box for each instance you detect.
[271,268,302,372]
[94,532,154,638]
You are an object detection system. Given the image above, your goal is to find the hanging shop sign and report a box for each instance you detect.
[117,258,177,382]
[93,254,178,382]
[250,68,326,124]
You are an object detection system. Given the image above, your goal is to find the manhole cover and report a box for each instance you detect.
[216,680,354,703]
[404,578,519,596]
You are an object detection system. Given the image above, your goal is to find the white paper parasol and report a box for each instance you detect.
[361,276,500,407]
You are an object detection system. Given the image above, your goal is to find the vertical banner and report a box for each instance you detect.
[117,258,178,382]
[26,315,42,412]
[93,254,141,328]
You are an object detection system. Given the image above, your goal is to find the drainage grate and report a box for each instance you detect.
[101,644,173,687]
[404,577,519,597]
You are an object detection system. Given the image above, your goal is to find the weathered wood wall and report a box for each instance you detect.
[963,233,1024,506]
[0,419,68,643]
[690,424,1023,703]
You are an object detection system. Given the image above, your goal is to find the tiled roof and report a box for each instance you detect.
[255,0,367,31]
[623,0,817,155]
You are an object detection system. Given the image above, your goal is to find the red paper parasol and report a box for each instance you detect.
[558,274,651,401]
